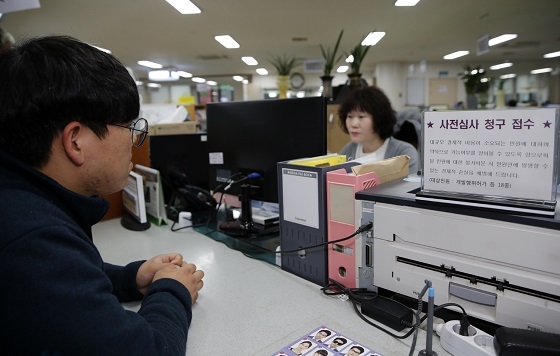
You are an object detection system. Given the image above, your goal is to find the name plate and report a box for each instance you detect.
[420,108,559,204]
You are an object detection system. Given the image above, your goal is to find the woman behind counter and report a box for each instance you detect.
[338,86,419,174]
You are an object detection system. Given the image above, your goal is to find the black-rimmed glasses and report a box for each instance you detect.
[110,118,149,147]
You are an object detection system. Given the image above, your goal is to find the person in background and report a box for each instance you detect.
[0,35,204,355]
[338,86,419,174]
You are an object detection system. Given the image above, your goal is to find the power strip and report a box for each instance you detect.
[435,320,496,356]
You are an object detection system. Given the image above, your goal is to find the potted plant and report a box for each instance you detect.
[319,29,344,97]
[459,65,486,109]
[345,42,370,88]
[268,54,297,98]
[496,78,507,108]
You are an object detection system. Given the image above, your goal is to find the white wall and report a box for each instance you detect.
[140,62,557,108]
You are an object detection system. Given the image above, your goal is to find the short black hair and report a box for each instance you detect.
[0,35,139,167]
[350,345,365,353]
[338,86,396,140]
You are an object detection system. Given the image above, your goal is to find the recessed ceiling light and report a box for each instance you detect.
[256,68,268,75]
[242,79,249,84]
[345,55,354,63]
[242,56,258,65]
[395,0,420,6]
[337,65,349,73]
[361,32,386,46]
[215,35,240,49]
[92,45,111,54]
[232,75,244,81]
[490,62,513,70]
[530,68,553,74]
[148,70,179,81]
[191,77,206,83]
[544,51,560,58]
[443,51,469,60]
[138,60,163,69]
[488,34,518,46]
[500,74,516,79]
[147,83,162,88]
[165,0,201,14]
[206,80,218,86]
[176,71,192,78]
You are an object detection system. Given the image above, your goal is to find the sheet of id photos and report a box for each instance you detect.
[272,326,382,356]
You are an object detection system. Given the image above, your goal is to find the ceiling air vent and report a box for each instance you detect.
[303,59,324,73]
[197,54,229,60]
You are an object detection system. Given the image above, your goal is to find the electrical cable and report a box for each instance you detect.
[321,279,419,340]
[321,278,471,355]
[276,222,373,254]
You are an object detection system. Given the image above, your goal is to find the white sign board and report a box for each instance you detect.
[281,168,319,228]
[421,108,559,202]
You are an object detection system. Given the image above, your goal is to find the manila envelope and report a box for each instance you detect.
[350,155,410,183]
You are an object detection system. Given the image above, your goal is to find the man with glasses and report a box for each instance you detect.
[0,35,204,354]
[328,337,349,351]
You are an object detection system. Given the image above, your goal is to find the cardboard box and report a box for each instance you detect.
[148,121,196,136]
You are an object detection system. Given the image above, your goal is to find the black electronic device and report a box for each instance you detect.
[206,97,327,237]
[167,185,217,223]
[149,133,209,203]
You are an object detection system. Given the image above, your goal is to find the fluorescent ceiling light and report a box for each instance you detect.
[206,80,218,86]
[176,71,192,78]
[191,77,206,83]
[531,67,553,74]
[242,56,258,65]
[148,70,179,81]
[138,60,163,69]
[92,45,111,54]
[147,83,162,88]
[215,35,240,49]
[232,75,244,81]
[544,51,560,58]
[337,65,349,73]
[488,34,517,47]
[346,55,354,63]
[256,68,268,75]
[362,32,386,46]
[395,0,420,6]
[443,51,469,60]
[490,62,513,70]
[165,0,201,14]
[500,74,516,79]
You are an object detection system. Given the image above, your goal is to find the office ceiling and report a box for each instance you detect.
[2,0,560,84]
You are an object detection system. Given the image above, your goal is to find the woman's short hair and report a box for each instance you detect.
[338,86,396,139]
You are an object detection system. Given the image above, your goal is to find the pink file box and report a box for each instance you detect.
[326,168,380,288]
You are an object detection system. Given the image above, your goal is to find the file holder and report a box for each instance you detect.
[326,168,380,289]
[277,161,359,286]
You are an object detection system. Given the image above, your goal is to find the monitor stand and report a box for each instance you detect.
[120,212,151,231]
[219,184,279,238]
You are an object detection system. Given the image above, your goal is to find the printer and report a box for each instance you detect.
[356,178,560,333]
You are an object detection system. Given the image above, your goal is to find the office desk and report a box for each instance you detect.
[93,219,450,355]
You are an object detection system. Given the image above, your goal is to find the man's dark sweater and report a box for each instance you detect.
[0,149,192,355]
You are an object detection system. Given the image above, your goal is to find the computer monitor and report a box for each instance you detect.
[206,97,327,236]
[149,133,209,203]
